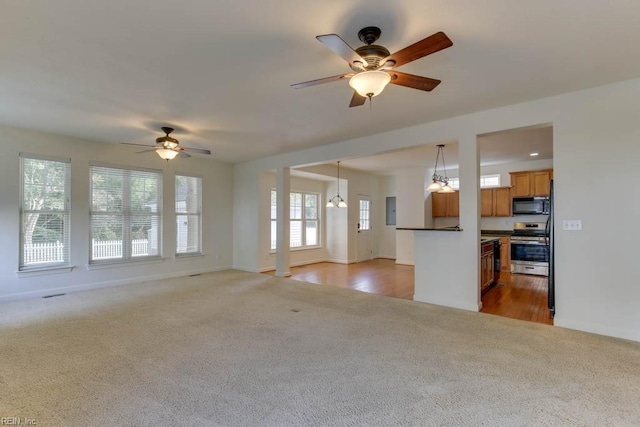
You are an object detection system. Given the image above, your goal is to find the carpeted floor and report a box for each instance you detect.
[1,270,639,426]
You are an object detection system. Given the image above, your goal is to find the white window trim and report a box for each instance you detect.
[270,189,321,251]
[175,173,203,257]
[19,153,71,271]
[89,163,163,265]
[447,174,501,190]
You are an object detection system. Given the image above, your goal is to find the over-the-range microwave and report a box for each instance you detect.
[512,196,550,215]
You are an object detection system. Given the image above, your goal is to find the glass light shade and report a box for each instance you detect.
[349,71,391,98]
[326,200,335,208]
[438,183,455,193]
[337,200,347,208]
[156,148,179,160]
[426,180,443,192]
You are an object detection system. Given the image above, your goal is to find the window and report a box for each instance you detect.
[359,199,371,231]
[20,154,71,269]
[480,174,501,188]
[447,174,501,190]
[176,175,202,255]
[90,165,162,263]
[270,190,319,250]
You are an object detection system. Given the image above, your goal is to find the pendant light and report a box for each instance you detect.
[426,144,454,193]
[326,161,347,208]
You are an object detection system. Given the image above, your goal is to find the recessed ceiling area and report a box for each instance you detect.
[335,125,552,175]
[0,1,637,163]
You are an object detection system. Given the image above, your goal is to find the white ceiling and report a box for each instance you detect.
[336,125,553,174]
[1,1,639,163]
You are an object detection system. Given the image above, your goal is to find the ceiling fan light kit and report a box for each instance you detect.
[292,26,452,107]
[121,126,212,161]
[349,70,391,98]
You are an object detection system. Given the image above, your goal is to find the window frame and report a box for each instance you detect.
[270,189,321,251]
[175,173,203,257]
[89,163,163,265]
[359,199,371,231]
[447,174,501,190]
[19,153,71,271]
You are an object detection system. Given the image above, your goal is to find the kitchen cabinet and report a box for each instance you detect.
[480,242,495,292]
[481,187,511,217]
[500,236,511,272]
[509,169,553,197]
[432,191,459,217]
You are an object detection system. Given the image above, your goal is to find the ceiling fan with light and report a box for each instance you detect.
[122,127,212,160]
[291,26,452,107]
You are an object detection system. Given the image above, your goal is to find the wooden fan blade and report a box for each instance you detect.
[135,148,158,154]
[349,91,367,108]
[180,147,211,155]
[383,31,452,68]
[316,34,366,68]
[291,73,353,89]
[177,151,191,158]
[388,71,441,92]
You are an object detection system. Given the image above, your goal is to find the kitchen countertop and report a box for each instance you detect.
[481,229,513,236]
[480,236,501,244]
[396,227,463,232]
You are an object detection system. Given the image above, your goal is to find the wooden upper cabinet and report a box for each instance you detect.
[510,169,553,197]
[480,189,493,217]
[481,187,511,217]
[432,191,459,217]
[493,187,512,216]
[532,170,552,196]
[511,172,532,197]
[447,191,459,217]
[432,192,448,217]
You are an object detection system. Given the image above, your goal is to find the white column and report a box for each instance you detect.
[275,167,291,277]
[458,132,481,309]
[413,134,481,311]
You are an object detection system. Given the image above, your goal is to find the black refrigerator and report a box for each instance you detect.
[546,180,555,317]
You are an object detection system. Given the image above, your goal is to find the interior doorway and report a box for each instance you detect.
[477,124,554,325]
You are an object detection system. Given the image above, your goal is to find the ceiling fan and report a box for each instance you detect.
[291,26,452,107]
[122,127,212,160]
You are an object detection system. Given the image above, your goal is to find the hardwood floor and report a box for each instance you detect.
[265,260,552,325]
[481,272,553,325]
[266,259,414,300]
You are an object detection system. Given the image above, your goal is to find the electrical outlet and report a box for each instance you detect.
[562,219,583,231]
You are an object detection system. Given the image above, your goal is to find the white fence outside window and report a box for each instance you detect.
[23,239,150,264]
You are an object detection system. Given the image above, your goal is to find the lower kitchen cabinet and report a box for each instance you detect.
[480,242,495,292]
[500,236,511,272]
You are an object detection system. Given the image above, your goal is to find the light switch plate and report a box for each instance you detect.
[563,219,583,231]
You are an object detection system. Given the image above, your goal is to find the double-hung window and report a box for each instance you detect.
[270,190,319,250]
[19,154,71,270]
[175,174,202,255]
[90,165,162,263]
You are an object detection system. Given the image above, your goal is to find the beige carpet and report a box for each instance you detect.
[0,270,639,426]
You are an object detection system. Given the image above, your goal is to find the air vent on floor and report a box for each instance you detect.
[42,293,66,299]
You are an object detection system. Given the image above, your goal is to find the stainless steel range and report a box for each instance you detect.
[511,222,549,276]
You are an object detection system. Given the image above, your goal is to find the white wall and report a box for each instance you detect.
[233,77,640,342]
[395,168,427,265]
[376,175,396,259]
[0,125,234,300]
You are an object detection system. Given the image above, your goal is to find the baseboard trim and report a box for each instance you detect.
[413,294,480,312]
[554,316,640,343]
[0,266,232,303]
